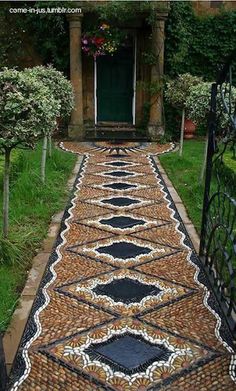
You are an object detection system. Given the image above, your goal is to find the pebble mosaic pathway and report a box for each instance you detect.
[9,142,236,390]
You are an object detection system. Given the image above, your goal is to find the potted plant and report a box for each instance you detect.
[165,73,202,155]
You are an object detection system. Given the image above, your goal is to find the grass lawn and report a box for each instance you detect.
[224,151,236,172]
[159,139,236,235]
[0,142,76,332]
[159,140,206,234]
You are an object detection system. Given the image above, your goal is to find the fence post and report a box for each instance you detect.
[199,82,217,257]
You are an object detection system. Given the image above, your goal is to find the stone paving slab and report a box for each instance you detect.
[7,141,236,391]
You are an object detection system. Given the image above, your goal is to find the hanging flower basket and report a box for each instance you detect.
[82,23,125,58]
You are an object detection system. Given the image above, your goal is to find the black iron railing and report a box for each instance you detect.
[200,53,236,337]
[0,333,7,391]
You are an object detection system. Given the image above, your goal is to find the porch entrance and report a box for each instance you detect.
[96,46,134,124]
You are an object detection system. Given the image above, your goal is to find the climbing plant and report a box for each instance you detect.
[94,1,167,24]
[0,1,69,73]
[164,1,236,137]
[165,2,236,80]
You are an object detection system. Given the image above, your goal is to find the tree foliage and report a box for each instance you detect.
[0,68,60,237]
[165,73,202,110]
[186,82,236,127]
[24,65,74,119]
[0,68,60,150]
[23,65,74,183]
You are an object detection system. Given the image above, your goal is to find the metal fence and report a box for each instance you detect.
[0,333,7,391]
[200,54,236,337]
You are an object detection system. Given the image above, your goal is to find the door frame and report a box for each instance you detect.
[94,34,137,126]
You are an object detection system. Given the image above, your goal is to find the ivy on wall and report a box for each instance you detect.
[164,1,236,138]
[24,2,70,73]
[165,1,236,81]
[0,1,69,73]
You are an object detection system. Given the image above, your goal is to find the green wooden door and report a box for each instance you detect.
[97,47,134,123]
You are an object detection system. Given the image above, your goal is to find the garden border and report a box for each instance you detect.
[154,156,200,253]
[3,154,83,375]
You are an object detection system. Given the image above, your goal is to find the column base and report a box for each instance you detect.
[68,124,85,141]
[147,124,165,141]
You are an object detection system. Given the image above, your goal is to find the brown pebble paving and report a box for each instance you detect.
[9,142,236,391]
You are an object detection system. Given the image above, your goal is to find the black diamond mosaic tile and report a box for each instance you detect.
[96,241,151,259]
[103,171,135,178]
[85,333,172,375]
[103,182,137,190]
[93,277,161,304]
[106,154,129,158]
[105,162,130,167]
[101,197,140,207]
[99,216,145,229]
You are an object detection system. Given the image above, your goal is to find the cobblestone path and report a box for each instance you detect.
[9,142,236,390]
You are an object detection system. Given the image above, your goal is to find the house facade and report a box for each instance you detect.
[67,2,169,141]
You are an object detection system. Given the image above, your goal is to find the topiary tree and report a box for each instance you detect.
[165,73,202,156]
[0,68,60,237]
[185,82,212,126]
[186,81,236,131]
[24,65,74,182]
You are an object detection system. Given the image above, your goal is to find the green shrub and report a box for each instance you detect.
[24,65,74,119]
[0,68,60,147]
[186,82,236,128]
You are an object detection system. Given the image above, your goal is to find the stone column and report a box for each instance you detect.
[67,14,84,140]
[148,16,166,141]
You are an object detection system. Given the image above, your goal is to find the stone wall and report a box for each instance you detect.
[192,1,236,16]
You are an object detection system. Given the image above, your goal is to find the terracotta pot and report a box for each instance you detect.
[184,119,196,139]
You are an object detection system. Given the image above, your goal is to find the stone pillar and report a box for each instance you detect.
[67,14,84,140]
[148,16,166,141]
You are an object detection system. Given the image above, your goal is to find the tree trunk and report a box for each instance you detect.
[200,136,209,183]
[41,135,48,184]
[48,135,52,158]
[3,148,11,238]
[179,108,185,157]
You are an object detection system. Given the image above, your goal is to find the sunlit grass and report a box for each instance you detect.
[159,140,206,233]
[0,142,76,331]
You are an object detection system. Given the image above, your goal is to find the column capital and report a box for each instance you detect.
[66,13,83,28]
[152,11,169,24]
